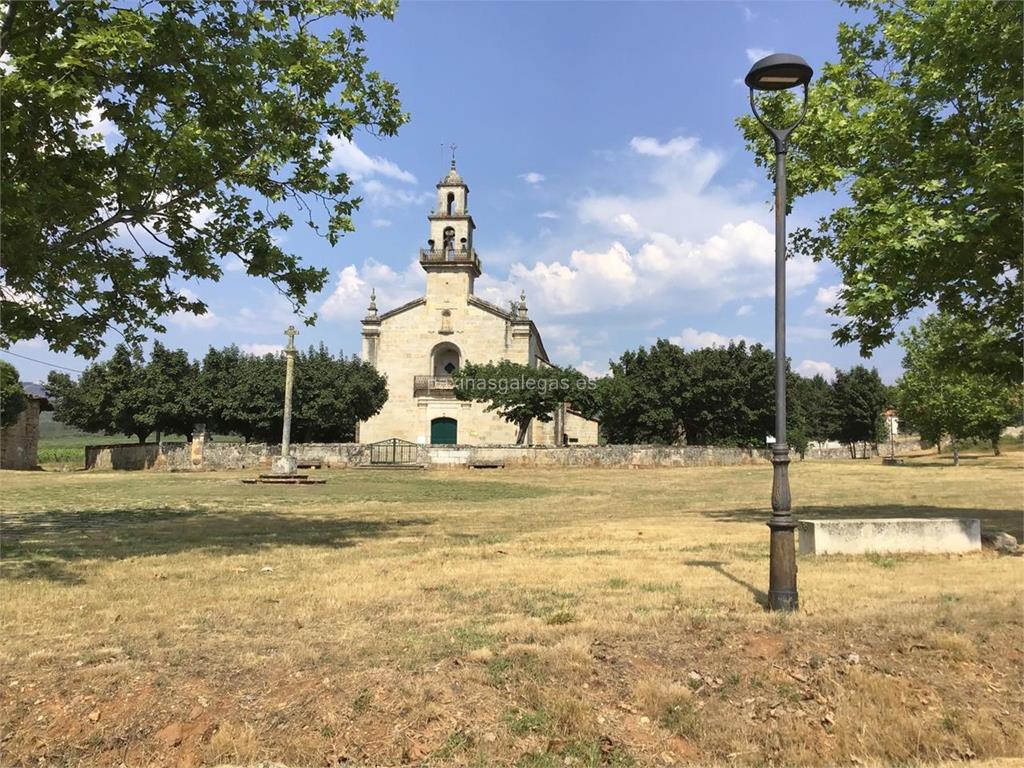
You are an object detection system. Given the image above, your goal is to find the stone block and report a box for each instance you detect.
[798,518,981,556]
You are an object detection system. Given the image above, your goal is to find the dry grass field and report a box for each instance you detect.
[2,452,1022,768]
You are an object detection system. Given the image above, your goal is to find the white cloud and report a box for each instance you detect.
[610,213,641,236]
[670,327,754,350]
[736,304,753,317]
[224,255,246,273]
[746,48,774,64]
[629,136,698,158]
[241,343,283,356]
[320,260,423,321]
[361,179,431,208]
[508,136,818,317]
[536,211,560,220]
[520,172,545,184]
[798,359,837,381]
[78,104,120,152]
[371,218,393,228]
[804,283,843,316]
[510,219,817,316]
[576,360,609,379]
[169,288,219,329]
[743,6,757,22]
[328,136,416,183]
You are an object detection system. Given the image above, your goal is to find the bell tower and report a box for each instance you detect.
[421,153,480,304]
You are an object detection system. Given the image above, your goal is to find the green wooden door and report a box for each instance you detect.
[430,417,457,445]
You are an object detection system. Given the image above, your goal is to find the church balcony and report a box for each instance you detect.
[413,375,458,398]
[419,248,480,268]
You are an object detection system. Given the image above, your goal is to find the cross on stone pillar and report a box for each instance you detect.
[273,325,299,475]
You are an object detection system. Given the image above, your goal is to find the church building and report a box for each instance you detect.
[358,160,599,446]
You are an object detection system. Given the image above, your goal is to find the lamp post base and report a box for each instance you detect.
[767,518,799,611]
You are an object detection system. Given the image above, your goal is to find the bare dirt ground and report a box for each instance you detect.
[2,451,1022,767]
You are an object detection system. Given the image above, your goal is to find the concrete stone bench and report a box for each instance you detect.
[798,518,981,556]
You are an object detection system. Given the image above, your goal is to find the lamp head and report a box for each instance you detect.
[745,53,813,91]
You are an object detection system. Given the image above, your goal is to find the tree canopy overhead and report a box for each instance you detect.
[1,0,406,357]
[737,0,1023,377]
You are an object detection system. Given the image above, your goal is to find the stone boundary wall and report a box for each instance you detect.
[82,438,923,471]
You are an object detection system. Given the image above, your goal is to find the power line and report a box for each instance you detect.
[0,349,84,374]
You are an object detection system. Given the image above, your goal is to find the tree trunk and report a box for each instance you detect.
[992,438,1001,456]
[516,420,530,445]
[155,430,162,444]
[951,435,960,466]
[137,433,147,444]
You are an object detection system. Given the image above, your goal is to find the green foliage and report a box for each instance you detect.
[829,366,889,451]
[293,344,388,442]
[594,339,778,448]
[683,342,776,447]
[590,340,893,453]
[47,344,154,442]
[46,342,388,444]
[895,314,1020,463]
[789,373,836,455]
[0,360,27,429]
[147,342,202,439]
[455,360,594,445]
[1,0,407,357]
[737,0,1023,376]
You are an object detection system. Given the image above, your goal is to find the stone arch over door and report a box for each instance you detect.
[430,342,461,377]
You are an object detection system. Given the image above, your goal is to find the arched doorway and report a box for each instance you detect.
[431,417,457,445]
[431,342,461,378]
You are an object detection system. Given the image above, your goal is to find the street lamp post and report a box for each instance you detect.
[745,53,813,612]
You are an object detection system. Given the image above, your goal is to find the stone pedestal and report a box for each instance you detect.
[272,455,297,475]
[798,518,981,555]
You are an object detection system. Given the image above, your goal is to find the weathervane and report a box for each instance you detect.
[449,143,457,169]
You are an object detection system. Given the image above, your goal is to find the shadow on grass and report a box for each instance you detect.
[1,506,432,583]
[703,505,1022,543]
[685,559,769,609]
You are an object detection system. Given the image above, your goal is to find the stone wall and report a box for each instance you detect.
[85,443,163,470]
[81,438,924,472]
[0,399,43,470]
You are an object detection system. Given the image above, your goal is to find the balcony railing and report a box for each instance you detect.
[419,248,479,266]
[414,375,458,398]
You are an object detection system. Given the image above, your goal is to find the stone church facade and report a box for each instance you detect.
[358,161,599,446]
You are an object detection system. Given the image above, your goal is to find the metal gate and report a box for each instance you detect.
[368,438,419,465]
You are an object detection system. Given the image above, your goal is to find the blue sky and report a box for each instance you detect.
[8,0,909,385]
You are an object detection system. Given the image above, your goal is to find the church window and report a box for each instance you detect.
[440,309,453,334]
[446,192,456,216]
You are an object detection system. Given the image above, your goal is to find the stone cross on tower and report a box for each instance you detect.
[273,325,299,475]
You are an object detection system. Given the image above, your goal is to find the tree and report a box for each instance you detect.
[0,360,26,429]
[146,342,202,440]
[1,0,407,357]
[682,342,775,448]
[292,344,387,442]
[790,373,836,451]
[595,340,690,444]
[199,346,283,442]
[456,360,593,445]
[895,314,1020,464]
[46,344,154,442]
[829,366,888,457]
[737,0,1023,379]
[197,344,387,442]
